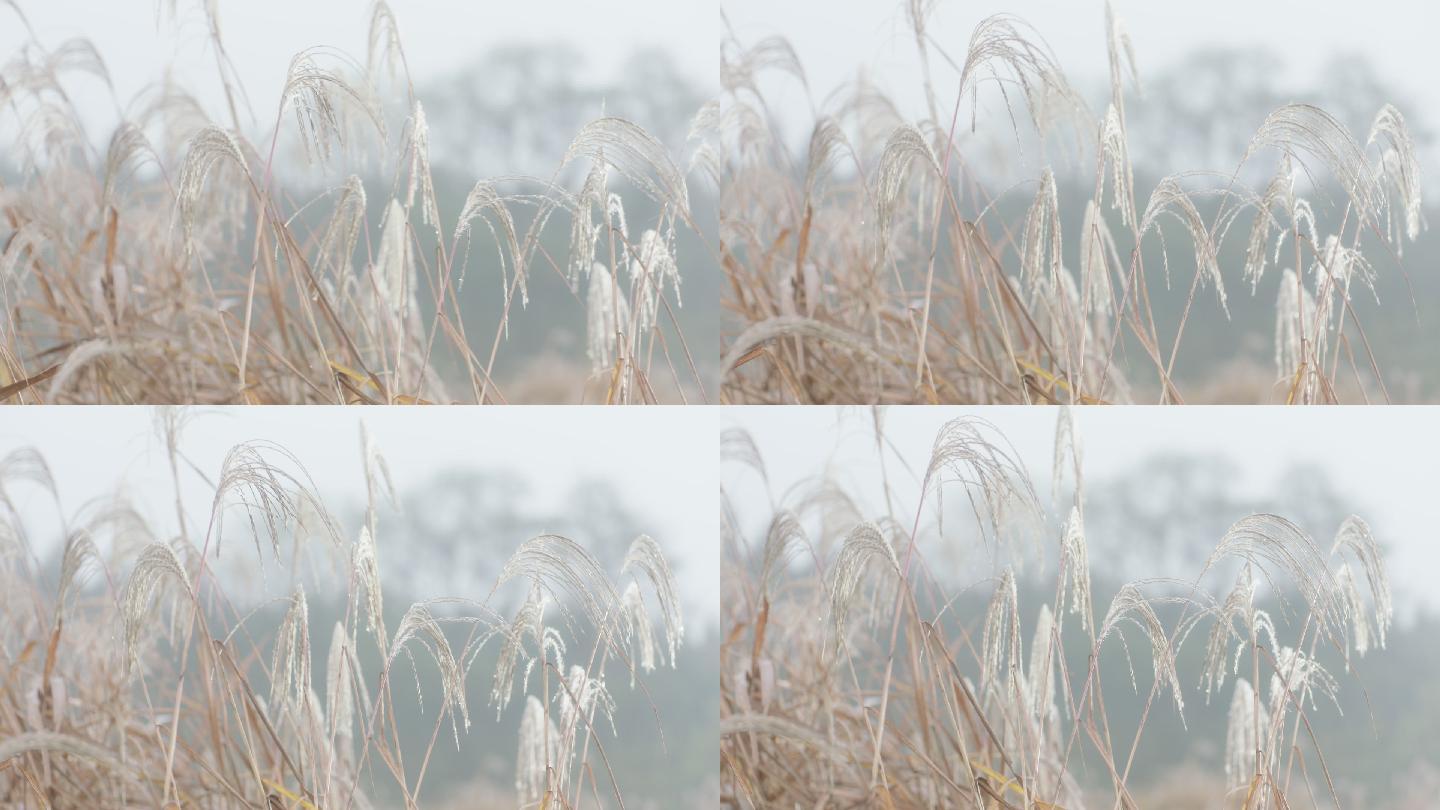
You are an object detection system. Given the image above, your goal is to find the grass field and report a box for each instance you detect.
[721,408,1398,807]
[0,1,713,404]
[0,408,688,807]
[719,3,1426,404]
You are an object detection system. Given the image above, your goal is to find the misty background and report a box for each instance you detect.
[724,0,1440,401]
[0,1,720,400]
[725,406,1440,804]
[0,407,720,807]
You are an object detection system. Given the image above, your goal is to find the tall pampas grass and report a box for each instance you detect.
[1,0,709,404]
[720,3,1425,404]
[721,407,1395,808]
[0,410,687,807]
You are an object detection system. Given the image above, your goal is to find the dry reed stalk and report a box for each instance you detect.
[721,408,1394,808]
[719,4,1425,404]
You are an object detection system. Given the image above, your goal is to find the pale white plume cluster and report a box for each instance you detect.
[1329,516,1391,663]
[315,174,368,282]
[1201,568,1272,699]
[981,568,1021,698]
[270,588,312,713]
[1223,644,1341,806]
[1270,230,1377,400]
[1097,106,1135,229]
[118,541,190,665]
[1097,583,1185,716]
[622,534,684,667]
[1025,603,1057,726]
[955,14,1086,137]
[491,531,686,804]
[1196,514,1391,800]
[516,695,559,807]
[573,182,686,387]
[175,125,247,250]
[554,117,692,394]
[562,117,690,218]
[586,262,629,373]
[1058,507,1092,634]
[359,420,399,520]
[1020,168,1062,301]
[570,164,609,288]
[1368,104,1424,244]
[323,621,359,771]
[1224,677,1264,793]
[210,439,339,559]
[55,530,101,612]
[1235,101,1426,402]
[1051,405,1082,501]
[498,533,623,641]
[453,179,522,301]
[1138,176,1226,315]
[1019,604,1083,807]
[1267,646,1339,729]
[1334,564,1371,661]
[621,583,656,678]
[351,525,386,650]
[1242,160,1295,293]
[491,584,557,716]
[386,601,470,746]
[405,101,439,234]
[760,510,805,596]
[280,51,375,165]
[1273,267,1316,394]
[1203,514,1344,642]
[373,198,414,323]
[629,228,682,335]
[922,416,1040,554]
[872,124,940,264]
[365,0,405,85]
[1079,200,1120,325]
[1246,104,1386,233]
[552,665,617,785]
[827,521,903,640]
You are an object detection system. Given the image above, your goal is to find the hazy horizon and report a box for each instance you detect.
[0,0,715,136]
[725,406,1440,620]
[724,0,1440,181]
[0,406,722,629]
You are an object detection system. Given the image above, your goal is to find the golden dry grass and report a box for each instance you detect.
[0,409,685,808]
[0,1,714,404]
[718,4,1424,405]
[721,408,1394,808]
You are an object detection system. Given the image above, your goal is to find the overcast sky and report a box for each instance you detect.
[0,0,714,137]
[725,406,1440,617]
[725,0,1440,174]
[0,406,719,627]
[725,0,1438,116]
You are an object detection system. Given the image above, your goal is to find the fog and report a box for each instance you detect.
[0,406,720,626]
[725,406,1440,618]
[1,0,715,143]
[724,0,1439,177]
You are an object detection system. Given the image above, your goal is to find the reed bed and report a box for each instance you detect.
[0,1,715,404]
[0,408,685,808]
[718,3,1425,404]
[720,408,1394,807]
